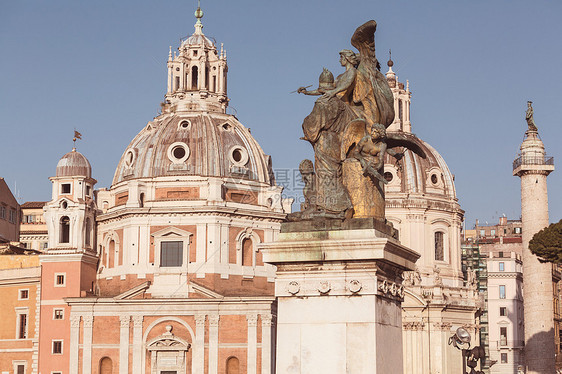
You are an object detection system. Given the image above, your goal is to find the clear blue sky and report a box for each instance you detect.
[1,0,561,228]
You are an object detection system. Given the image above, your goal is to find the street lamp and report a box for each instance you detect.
[448,327,486,374]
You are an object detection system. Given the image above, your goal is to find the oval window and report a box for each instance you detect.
[431,174,439,185]
[178,120,191,130]
[124,149,136,167]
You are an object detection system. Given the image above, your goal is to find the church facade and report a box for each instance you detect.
[0,9,479,374]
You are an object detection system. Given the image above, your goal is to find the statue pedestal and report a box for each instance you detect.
[260,221,419,374]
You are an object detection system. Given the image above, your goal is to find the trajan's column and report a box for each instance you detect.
[513,101,555,373]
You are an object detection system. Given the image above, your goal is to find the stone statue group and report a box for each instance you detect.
[289,20,425,222]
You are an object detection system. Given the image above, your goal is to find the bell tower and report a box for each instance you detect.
[43,147,96,252]
[38,147,99,374]
[162,3,229,114]
[385,53,412,133]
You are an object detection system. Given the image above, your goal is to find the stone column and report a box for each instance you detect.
[69,315,80,374]
[132,316,144,374]
[82,315,93,374]
[208,315,219,374]
[261,314,273,374]
[247,314,258,374]
[193,314,206,374]
[513,128,555,374]
[119,315,130,374]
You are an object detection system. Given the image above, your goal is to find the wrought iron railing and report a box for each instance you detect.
[512,155,554,170]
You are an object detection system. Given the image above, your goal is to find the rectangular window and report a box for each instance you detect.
[500,307,507,316]
[0,206,5,219]
[500,327,507,346]
[42,242,48,250]
[498,251,504,258]
[61,183,71,194]
[9,209,16,223]
[18,313,27,339]
[86,185,91,196]
[515,227,521,234]
[53,309,64,320]
[19,289,29,300]
[501,352,508,363]
[499,262,505,271]
[160,241,183,267]
[55,273,66,287]
[491,229,496,236]
[52,340,63,354]
[479,229,485,236]
[499,285,506,299]
[17,364,25,374]
[434,232,444,261]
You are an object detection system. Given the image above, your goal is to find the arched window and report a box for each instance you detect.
[191,66,198,89]
[205,67,209,89]
[242,238,253,266]
[60,216,70,244]
[85,218,91,246]
[99,357,112,374]
[108,240,115,268]
[226,356,239,374]
[434,231,444,261]
[139,193,145,208]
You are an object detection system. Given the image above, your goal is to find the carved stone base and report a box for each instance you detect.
[260,227,419,374]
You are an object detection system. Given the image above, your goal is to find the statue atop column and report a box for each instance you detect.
[526,101,538,131]
[289,20,425,222]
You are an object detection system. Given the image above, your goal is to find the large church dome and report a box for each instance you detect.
[112,112,274,186]
[383,133,456,199]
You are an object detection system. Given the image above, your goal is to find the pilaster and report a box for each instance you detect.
[261,314,273,374]
[208,314,219,374]
[132,315,144,374]
[82,315,93,374]
[119,315,130,374]
[247,314,258,374]
[193,314,206,373]
[69,315,80,374]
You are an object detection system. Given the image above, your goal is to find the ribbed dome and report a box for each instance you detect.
[384,132,456,198]
[181,33,214,48]
[112,113,274,186]
[56,149,92,178]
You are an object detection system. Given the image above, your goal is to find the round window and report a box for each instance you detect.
[431,174,439,184]
[61,201,68,209]
[167,142,190,163]
[229,146,249,166]
[173,146,186,159]
[384,172,393,182]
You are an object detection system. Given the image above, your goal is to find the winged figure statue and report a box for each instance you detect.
[288,20,426,221]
